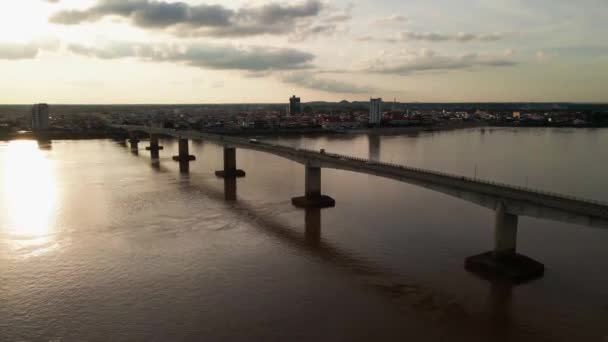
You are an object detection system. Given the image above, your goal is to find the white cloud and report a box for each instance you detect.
[372,15,408,25]
[280,71,375,94]
[67,41,316,71]
[0,39,59,60]
[363,49,517,75]
[358,31,505,43]
[400,31,503,42]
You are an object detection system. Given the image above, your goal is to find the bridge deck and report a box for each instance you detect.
[113,125,608,228]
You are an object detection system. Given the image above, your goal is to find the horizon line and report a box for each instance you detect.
[1,101,607,106]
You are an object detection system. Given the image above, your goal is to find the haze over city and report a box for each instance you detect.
[1,0,607,104]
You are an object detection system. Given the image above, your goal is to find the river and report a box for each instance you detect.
[1,127,607,341]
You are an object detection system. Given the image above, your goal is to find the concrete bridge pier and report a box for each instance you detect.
[215,146,246,178]
[178,160,190,174]
[172,138,195,174]
[128,132,140,152]
[145,134,164,161]
[305,208,322,245]
[493,203,518,258]
[292,164,336,209]
[224,177,237,202]
[465,202,544,282]
[172,138,196,163]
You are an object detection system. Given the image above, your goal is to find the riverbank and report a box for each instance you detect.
[209,127,334,136]
[346,121,488,136]
[217,122,488,138]
[0,130,126,142]
[1,124,483,141]
[3,121,603,142]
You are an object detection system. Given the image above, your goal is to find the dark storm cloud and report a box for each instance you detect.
[67,42,315,71]
[51,0,324,37]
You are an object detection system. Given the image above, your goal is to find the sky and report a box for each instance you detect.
[0,0,606,104]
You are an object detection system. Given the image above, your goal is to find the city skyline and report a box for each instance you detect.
[0,0,607,104]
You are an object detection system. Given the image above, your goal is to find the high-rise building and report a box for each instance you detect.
[288,95,301,116]
[32,103,50,131]
[369,98,382,125]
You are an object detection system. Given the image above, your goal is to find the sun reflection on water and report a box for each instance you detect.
[1,140,59,256]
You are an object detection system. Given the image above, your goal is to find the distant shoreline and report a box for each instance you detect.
[342,121,488,135]
[0,130,123,142]
[212,121,488,137]
[2,122,607,142]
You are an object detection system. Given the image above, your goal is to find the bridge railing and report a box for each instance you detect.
[293,148,608,209]
[114,126,608,210]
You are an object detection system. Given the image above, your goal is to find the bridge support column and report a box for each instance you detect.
[465,202,544,282]
[128,132,140,152]
[215,146,246,178]
[494,203,518,258]
[305,208,321,245]
[145,134,164,160]
[291,165,335,209]
[224,177,237,202]
[172,138,196,162]
[172,138,195,173]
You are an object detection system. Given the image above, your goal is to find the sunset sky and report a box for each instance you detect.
[1,0,606,104]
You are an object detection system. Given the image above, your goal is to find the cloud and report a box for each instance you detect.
[373,15,408,25]
[210,80,224,89]
[51,0,325,38]
[357,31,504,43]
[542,46,608,57]
[280,72,374,94]
[289,23,339,42]
[535,50,558,62]
[0,43,39,60]
[355,35,374,42]
[325,14,352,23]
[363,49,516,75]
[67,41,315,71]
[0,40,59,60]
[243,70,275,78]
[286,3,353,41]
[399,31,503,42]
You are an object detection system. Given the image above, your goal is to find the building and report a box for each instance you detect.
[288,95,301,116]
[369,98,382,125]
[32,103,50,131]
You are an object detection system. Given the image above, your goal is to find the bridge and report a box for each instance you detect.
[113,124,608,282]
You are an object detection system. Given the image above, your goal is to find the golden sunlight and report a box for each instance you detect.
[1,141,59,244]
